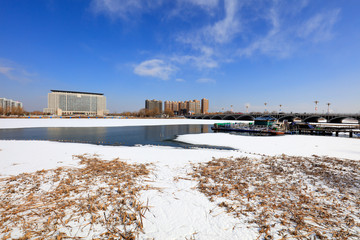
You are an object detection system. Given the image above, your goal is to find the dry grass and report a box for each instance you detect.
[0,154,152,239]
[191,155,360,239]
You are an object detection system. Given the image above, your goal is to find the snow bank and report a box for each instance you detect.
[0,140,257,239]
[0,118,237,129]
[176,133,360,159]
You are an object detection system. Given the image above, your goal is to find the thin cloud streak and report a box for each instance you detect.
[237,4,341,58]
[297,9,341,43]
[90,0,162,20]
[0,59,35,83]
[196,78,216,84]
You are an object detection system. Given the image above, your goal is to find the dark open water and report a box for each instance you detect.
[0,125,227,148]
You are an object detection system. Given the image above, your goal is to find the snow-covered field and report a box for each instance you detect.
[0,119,359,239]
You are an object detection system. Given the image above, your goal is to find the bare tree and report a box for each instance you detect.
[164,109,174,117]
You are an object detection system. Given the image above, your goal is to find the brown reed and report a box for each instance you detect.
[0,154,153,239]
[190,155,360,239]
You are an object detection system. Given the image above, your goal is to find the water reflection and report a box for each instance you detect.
[0,125,213,147]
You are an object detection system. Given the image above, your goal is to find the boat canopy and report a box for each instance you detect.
[254,116,277,121]
[254,116,276,126]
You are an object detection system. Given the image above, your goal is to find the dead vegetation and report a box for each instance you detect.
[0,154,152,239]
[191,155,360,239]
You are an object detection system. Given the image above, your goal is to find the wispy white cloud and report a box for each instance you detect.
[171,50,218,70]
[134,59,176,80]
[196,78,216,84]
[174,0,219,16]
[91,0,341,78]
[0,66,14,75]
[237,3,341,58]
[181,0,219,9]
[90,0,162,20]
[173,0,241,67]
[237,5,293,58]
[207,0,240,44]
[175,78,185,82]
[298,9,340,43]
[0,59,35,83]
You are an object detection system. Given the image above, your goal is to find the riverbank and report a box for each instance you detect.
[0,119,359,239]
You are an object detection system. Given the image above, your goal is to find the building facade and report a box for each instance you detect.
[186,100,196,114]
[43,90,108,116]
[0,98,23,112]
[162,98,209,115]
[201,98,209,114]
[194,100,201,114]
[145,99,163,113]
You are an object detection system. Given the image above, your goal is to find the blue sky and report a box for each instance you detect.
[1,0,360,113]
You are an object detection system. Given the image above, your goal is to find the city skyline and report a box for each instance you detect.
[145,98,208,115]
[1,1,360,113]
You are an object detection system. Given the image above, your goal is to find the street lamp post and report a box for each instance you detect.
[314,101,319,114]
[327,103,331,114]
[264,102,267,113]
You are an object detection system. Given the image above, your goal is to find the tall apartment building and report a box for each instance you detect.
[179,101,187,115]
[194,99,201,114]
[201,98,209,114]
[186,100,196,114]
[156,98,209,115]
[43,90,108,116]
[172,101,179,113]
[145,99,163,113]
[0,98,23,110]
[164,101,171,112]
[164,101,182,115]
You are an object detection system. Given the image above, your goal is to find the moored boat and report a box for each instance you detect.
[211,122,285,136]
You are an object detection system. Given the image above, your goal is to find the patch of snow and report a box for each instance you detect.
[176,133,360,159]
[0,140,256,239]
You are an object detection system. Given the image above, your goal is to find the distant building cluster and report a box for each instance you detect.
[145,99,163,114]
[44,90,108,116]
[0,98,23,111]
[145,98,209,115]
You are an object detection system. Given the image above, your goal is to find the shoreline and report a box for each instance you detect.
[1,118,359,239]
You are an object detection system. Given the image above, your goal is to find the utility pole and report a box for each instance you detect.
[314,101,319,114]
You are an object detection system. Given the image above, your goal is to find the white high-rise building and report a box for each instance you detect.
[0,98,23,111]
[44,90,108,116]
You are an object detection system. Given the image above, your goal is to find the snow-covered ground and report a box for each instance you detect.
[177,133,360,159]
[0,119,359,239]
